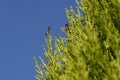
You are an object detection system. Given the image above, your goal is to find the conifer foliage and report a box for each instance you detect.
[34,0,120,80]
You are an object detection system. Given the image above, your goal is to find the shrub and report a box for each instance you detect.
[34,0,120,80]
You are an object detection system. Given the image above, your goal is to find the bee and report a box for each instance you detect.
[45,27,50,35]
[64,24,70,33]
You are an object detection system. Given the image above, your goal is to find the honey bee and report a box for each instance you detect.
[45,27,50,35]
[65,24,70,33]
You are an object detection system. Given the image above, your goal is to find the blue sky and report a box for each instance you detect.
[0,0,76,80]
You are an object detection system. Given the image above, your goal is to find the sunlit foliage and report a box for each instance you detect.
[34,0,120,80]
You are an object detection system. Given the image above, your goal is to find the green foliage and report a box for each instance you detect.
[34,0,120,80]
